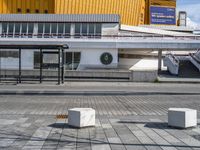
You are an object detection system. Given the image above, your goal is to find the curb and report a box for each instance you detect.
[0,91,199,96]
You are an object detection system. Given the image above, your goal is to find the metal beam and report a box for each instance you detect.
[158,50,162,73]
[61,49,65,84]
[18,49,21,83]
[58,49,61,85]
[40,49,43,83]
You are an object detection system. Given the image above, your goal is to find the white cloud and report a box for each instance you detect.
[187,17,200,29]
[177,3,200,25]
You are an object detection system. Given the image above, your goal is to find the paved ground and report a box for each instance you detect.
[0,83,200,150]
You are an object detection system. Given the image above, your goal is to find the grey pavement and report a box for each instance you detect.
[0,83,200,149]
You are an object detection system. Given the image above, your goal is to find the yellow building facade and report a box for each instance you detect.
[0,0,176,26]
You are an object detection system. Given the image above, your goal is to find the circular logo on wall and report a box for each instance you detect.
[100,52,113,65]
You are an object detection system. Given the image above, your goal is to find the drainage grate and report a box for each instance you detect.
[56,114,68,119]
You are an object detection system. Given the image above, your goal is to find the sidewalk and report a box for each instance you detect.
[0,82,199,95]
[158,76,200,83]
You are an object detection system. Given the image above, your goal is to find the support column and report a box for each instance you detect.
[58,49,61,85]
[19,49,21,83]
[158,50,162,73]
[61,49,65,84]
[40,49,43,83]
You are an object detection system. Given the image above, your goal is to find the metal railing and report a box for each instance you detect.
[0,33,200,40]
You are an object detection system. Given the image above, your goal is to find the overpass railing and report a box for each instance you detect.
[0,33,200,40]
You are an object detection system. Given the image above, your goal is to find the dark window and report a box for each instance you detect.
[82,23,88,36]
[66,52,73,70]
[75,23,81,37]
[51,23,57,34]
[64,23,71,37]
[14,23,20,37]
[34,52,40,69]
[17,8,22,13]
[21,23,28,35]
[58,23,64,37]
[65,52,81,70]
[95,24,102,36]
[28,23,34,37]
[8,23,14,37]
[88,24,95,36]
[44,10,48,14]
[0,51,19,58]
[38,23,43,37]
[44,23,50,37]
[35,9,39,13]
[2,22,8,35]
[26,9,30,13]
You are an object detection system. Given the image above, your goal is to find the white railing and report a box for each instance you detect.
[0,33,200,40]
[189,50,200,71]
[164,53,180,75]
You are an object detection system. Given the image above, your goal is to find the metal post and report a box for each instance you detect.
[61,48,65,84]
[0,50,1,82]
[58,49,61,85]
[19,49,21,83]
[40,49,43,83]
[158,50,162,73]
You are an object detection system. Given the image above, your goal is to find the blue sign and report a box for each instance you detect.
[150,6,176,25]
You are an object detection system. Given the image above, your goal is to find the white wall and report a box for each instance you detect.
[69,48,118,70]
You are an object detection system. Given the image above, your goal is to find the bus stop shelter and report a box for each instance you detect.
[0,44,68,85]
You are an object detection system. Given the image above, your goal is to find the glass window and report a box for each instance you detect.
[65,52,81,70]
[0,51,19,58]
[14,23,20,37]
[34,52,40,69]
[66,52,72,70]
[27,23,34,38]
[8,23,14,37]
[88,24,95,36]
[95,24,102,36]
[44,23,50,34]
[28,23,34,34]
[51,23,57,34]
[75,23,81,37]
[38,23,44,37]
[64,23,71,36]
[73,52,81,70]
[82,23,88,36]
[58,23,64,33]
[44,23,50,38]
[2,22,8,35]
[21,23,28,34]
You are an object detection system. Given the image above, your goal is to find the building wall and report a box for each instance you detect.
[0,0,176,26]
[0,0,54,14]
[54,0,146,26]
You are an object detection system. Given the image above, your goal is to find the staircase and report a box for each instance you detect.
[178,60,200,78]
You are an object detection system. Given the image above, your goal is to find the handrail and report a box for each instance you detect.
[0,33,200,40]
[166,53,179,64]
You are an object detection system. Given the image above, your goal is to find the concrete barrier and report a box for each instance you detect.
[0,69,158,82]
[131,70,158,82]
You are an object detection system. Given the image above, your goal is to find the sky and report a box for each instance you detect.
[177,0,200,26]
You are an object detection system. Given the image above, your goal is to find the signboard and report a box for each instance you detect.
[150,6,176,25]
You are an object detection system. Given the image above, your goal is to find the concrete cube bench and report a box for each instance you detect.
[168,108,197,128]
[68,108,95,128]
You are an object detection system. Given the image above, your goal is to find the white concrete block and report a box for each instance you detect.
[168,108,197,128]
[68,108,95,128]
